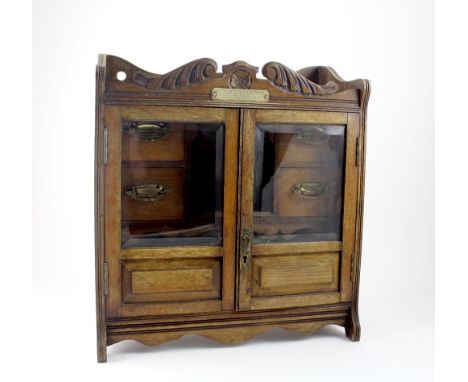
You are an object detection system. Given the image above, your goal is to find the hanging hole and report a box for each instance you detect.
[116,71,127,81]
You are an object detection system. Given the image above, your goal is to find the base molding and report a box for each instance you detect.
[109,320,345,347]
[105,303,353,349]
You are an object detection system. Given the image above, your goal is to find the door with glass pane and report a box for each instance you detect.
[238,109,360,310]
[104,106,238,317]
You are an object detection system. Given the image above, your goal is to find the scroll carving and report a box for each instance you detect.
[102,55,368,100]
[134,58,218,90]
[262,62,338,96]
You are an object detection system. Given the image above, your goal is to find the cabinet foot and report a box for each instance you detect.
[97,344,107,363]
[345,305,361,342]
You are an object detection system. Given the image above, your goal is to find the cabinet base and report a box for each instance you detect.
[98,302,358,362]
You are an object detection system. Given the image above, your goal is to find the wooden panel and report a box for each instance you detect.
[122,123,185,161]
[121,246,223,260]
[122,258,221,303]
[253,241,342,256]
[121,167,184,220]
[276,167,341,217]
[118,105,226,123]
[251,292,341,310]
[132,269,213,293]
[255,110,347,124]
[251,253,339,297]
[120,300,222,317]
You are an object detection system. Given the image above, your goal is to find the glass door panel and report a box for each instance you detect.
[237,109,357,311]
[121,121,225,248]
[104,106,238,317]
[253,124,345,243]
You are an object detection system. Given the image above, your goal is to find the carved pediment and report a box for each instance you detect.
[262,62,338,96]
[99,55,369,104]
[133,58,218,90]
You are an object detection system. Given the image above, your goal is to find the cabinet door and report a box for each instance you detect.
[238,109,360,310]
[104,106,239,317]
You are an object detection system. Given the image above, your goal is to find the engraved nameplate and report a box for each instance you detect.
[211,88,269,103]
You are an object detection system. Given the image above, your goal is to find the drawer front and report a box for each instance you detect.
[122,122,185,162]
[276,167,342,217]
[251,252,339,297]
[122,167,185,220]
[122,258,221,303]
[276,133,335,164]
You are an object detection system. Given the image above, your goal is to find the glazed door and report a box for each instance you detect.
[104,106,239,317]
[238,109,360,310]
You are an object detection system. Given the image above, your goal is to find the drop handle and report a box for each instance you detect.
[292,182,328,199]
[240,228,251,271]
[125,184,169,202]
[124,121,170,141]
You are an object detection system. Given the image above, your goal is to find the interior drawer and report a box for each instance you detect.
[275,167,342,217]
[275,126,344,165]
[122,122,185,162]
[251,252,340,297]
[122,167,185,220]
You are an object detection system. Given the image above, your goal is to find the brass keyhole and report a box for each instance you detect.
[240,228,251,271]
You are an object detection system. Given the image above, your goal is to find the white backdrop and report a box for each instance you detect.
[32,0,434,380]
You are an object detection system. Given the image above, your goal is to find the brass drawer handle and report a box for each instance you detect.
[124,121,170,141]
[125,184,169,202]
[295,126,329,144]
[292,182,328,199]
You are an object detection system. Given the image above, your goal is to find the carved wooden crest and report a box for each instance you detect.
[133,58,218,90]
[262,62,338,96]
[99,55,369,107]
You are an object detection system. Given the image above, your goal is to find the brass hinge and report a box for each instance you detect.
[355,137,361,167]
[103,128,108,165]
[103,262,109,295]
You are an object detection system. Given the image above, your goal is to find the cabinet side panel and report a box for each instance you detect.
[95,60,107,362]
[353,83,371,298]
[346,81,371,342]
[340,113,360,302]
[104,107,123,317]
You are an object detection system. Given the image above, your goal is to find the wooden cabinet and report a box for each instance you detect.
[95,55,370,362]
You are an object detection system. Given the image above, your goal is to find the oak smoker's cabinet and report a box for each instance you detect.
[95,55,370,362]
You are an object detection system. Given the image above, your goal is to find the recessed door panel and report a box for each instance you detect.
[251,252,340,297]
[121,257,221,303]
[121,121,224,248]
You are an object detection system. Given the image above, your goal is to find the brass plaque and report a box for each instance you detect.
[211,88,269,103]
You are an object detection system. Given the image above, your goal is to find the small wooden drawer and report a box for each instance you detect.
[251,252,340,297]
[276,167,342,218]
[122,167,185,220]
[122,258,221,303]
[122,122,185,162]
[275,126,344,165]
